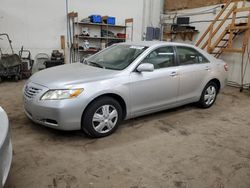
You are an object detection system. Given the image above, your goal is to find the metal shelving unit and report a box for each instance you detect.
[72,15,134,60]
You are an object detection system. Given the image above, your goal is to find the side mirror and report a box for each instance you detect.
[136,63,154,72]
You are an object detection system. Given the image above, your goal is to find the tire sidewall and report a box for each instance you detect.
[82,97,122,138]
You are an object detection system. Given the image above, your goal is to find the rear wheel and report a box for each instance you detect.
[81,96,122,138]
[198,82,218,108]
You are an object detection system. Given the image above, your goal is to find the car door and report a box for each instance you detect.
[175,46,211,102]
[129,46,179,116]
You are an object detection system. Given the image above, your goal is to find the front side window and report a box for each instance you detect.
[86,45,147,70]
[142,46,175,69]
[176,46,209,65]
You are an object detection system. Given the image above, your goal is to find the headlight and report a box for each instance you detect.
[41,89,83,100]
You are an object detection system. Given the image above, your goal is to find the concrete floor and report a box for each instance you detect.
[1,80,250,188]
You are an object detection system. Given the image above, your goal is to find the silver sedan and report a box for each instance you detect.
[23,41,228,137]
[0,107,12,188]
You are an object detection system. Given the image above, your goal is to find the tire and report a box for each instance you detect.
[198,82,218,108]
[81,96,123,138]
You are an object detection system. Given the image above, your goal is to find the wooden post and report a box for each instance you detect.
[61,35,66,63]
[125,18,134,41]
[228,2,238,48]
[207,24,214,53]
[242,10,250,52]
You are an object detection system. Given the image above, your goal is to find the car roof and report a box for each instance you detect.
[121,41,196,48]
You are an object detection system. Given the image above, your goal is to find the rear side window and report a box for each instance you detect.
[142,46,175,69]
[176,46,209,65]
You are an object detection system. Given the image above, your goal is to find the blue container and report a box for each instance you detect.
[89,15,102,23]
[107,17,116,25]
[103,16,116,25]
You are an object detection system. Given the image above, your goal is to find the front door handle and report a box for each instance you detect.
[170,71,178,77]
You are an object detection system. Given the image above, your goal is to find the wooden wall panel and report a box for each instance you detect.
[164,0,228,11]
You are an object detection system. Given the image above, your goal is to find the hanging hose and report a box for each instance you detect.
[242,45,250,90]
[235,44,250,92]
[240,49,245,91]
[243,45,250,83]
[227,44,250,91]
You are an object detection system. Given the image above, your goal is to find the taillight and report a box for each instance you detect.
[224,63,228,71]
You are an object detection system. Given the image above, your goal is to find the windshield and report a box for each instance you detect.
[85,45,147,70]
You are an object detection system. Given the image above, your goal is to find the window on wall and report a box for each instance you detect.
[142,46,175,69]
[176,46,210,65]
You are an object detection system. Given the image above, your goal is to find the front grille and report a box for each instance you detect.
[24,85,42,99]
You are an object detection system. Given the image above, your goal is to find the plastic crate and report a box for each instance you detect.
[102,16,116,25]
[89,15,102,23]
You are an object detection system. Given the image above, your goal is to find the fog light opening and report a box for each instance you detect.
[45,119,58,125]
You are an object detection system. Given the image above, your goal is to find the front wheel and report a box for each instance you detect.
[81,97,122,138]
[198,82,218,108]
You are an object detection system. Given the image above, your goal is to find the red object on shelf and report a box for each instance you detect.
[117,33,126,39]
[88,48,99,52]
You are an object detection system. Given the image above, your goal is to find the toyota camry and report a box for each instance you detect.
[23,42,228,138]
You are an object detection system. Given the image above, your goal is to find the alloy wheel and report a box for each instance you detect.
[92,105,118,134]
[204,85,216,105]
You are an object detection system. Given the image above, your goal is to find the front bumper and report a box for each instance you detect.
[23,82,88,131]
[0,108,12,188]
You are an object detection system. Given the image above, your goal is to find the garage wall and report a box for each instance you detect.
[162,2,250,85]
[0,0,163,62]
[0,0,66,58]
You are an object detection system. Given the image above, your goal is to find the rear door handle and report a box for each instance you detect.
[170,71,178,77]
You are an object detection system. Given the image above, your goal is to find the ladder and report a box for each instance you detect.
[195,0,250,58]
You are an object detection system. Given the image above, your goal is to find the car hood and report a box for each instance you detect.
[0,107,9,148]
[30,63,120,89]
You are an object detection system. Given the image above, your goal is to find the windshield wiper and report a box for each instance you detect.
[88,61,105,68]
